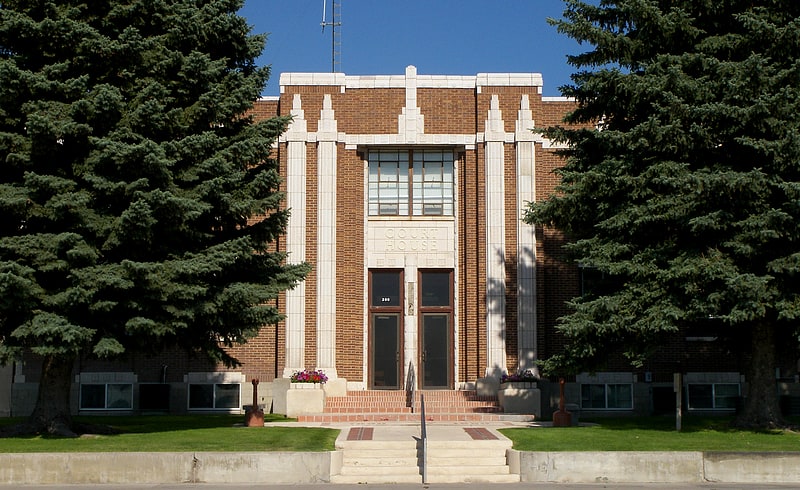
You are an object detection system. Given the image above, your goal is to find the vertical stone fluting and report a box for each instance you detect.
[283,94,307,378]
[316,94,338,379]
[484,94,507,378]
[516,95,538,376]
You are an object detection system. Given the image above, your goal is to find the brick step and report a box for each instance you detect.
[322,405,503,414]
[324,398,501,405]
[296,412,529,423]
[323,390,502,414]
[326,396,500,404]
[336,389,496,398]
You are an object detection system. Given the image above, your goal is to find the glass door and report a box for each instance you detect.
[369,270,403,389]
[419,270,453,389]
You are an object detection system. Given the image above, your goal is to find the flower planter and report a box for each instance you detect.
[498,382,541,418]
[272,378,325,417]
[500,381,538,390]
[291,382,323,390]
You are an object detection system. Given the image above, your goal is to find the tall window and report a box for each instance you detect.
[368,150,454,217]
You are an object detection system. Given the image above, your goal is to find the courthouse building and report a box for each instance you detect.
[5,66,783,419]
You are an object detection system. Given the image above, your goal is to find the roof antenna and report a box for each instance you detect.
[320,0,342,73]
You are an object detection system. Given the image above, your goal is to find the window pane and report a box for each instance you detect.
[607,384,632,409]
[189,384,214,409]
[106,384,133,409]
[581,384,606,409]
[421,272,450,307]
[688,384,713,409]
[372,271,401,307]
[80,384,106,409]
[714,384,740,409]
[369,152,408,216]
[372,314,399,388]
[215,384,240,409]
[412,151,454,216]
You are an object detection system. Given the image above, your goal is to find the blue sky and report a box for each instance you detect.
[240,0,586,97]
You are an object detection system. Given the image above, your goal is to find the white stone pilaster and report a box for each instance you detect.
[316,94,338,379]
[516,95,539,376]
[398,65,425,143]
[484,94,507,378]
[283,94,307,378]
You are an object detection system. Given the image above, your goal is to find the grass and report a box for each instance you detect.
[500,415,800,452]
[0,414,339,453]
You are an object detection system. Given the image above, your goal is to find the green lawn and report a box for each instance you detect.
[500,416,800,452]
[0,414,339,453]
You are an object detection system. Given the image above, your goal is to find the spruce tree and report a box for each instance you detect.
[0,0,308,436]
[526,0,800,428]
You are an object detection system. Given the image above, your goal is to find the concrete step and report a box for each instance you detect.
[426,464,512,475]
[342,456,420,467]
[427,473,521,484]
[427,456,508,466]
[340,448,418,458]
[338,465,421,476]
[427,439,512,450]
[330,473,422,484]
[336,439,416,451]
[297,412,527,423]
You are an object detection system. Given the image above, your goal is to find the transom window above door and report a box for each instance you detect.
[368,149,455,217]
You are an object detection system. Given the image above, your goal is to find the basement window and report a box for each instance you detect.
[687,383,740,411]
[581,383,633,410]
[188,383,240,410]
[80,383,133,410]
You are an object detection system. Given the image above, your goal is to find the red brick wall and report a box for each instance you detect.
[335,146,366,381]
[418,88,476,134]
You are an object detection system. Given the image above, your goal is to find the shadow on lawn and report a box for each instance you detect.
[583,415,800,434]
[0,414,295,437]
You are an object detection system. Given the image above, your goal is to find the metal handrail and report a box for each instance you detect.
[420,393,428,484]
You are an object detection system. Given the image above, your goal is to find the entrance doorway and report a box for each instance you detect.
[419,270,453,389]
[369,270,403,389]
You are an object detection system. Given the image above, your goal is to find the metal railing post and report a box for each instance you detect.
[420,393,428,484]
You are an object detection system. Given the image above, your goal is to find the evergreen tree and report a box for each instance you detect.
[526,0,800,428]
[0,0,308,436]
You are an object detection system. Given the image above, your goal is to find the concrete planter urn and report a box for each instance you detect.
[272,377,326,417]
[498,381,541,418]
[500,381,538,390]
[291,382,323,390]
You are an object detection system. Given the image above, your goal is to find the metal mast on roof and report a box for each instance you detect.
[321,0,342,72]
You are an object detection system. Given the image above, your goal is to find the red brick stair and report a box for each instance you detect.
[296,389,534,423]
